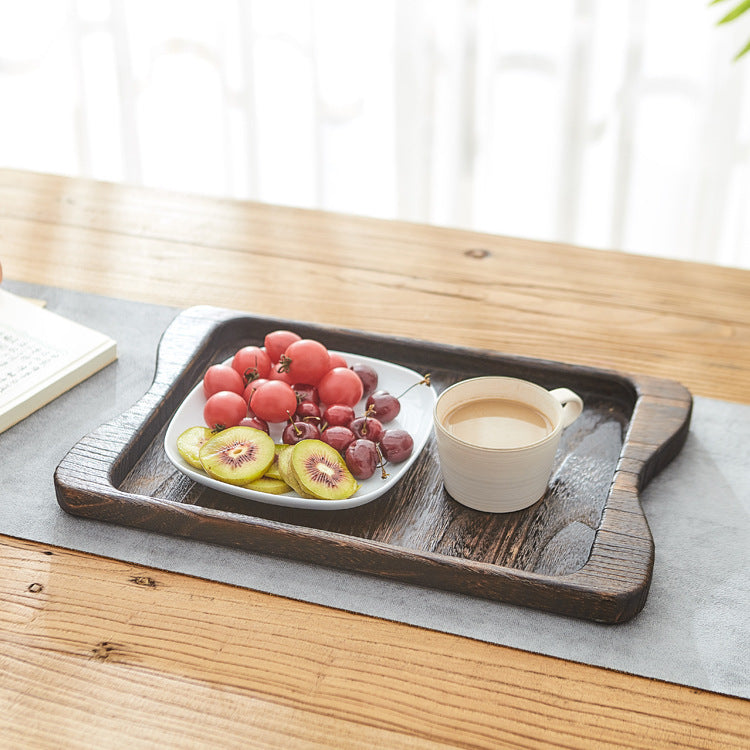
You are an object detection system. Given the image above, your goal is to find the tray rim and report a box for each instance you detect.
[53,305,693,623]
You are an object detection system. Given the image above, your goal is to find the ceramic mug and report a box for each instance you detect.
[433,376,583,513]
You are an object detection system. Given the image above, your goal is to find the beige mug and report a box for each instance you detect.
[433,376,583,513]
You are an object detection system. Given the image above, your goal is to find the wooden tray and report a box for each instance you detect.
[54,306,692,623]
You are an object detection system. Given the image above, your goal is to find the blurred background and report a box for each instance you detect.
[1,0,748,268]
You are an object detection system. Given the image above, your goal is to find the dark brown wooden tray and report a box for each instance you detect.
[54,306,692,623]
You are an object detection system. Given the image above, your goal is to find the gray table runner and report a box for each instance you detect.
[1,280,748,699]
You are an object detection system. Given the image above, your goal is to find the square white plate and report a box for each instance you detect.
[164,351,436,510]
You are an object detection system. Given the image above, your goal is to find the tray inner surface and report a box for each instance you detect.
[119,340,634,579]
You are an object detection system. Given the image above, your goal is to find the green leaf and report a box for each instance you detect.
[710,0,750,62]
[718,0,750,24]
[734,37,750,58]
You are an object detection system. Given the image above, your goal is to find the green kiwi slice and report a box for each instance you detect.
[277,445,316,498]
[244,476,293,495]
[290,439,359,500]
[265,444,289,480]
[177,426,213,469]
[199,426,275,486]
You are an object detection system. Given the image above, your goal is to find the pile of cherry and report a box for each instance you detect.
[200,328,425,480]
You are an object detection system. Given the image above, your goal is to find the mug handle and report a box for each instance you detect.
[549,388,583,428]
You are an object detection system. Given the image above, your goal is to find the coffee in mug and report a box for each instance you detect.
[433,376,583,512]
[442,397,553,449]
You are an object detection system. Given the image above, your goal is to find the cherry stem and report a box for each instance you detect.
[376,444,389,479]
[397,373,431,400]
[359,404,376,435]
[285,411,301,435]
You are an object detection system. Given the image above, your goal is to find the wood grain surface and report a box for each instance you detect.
[1,169,749,748]
[1,170,748,404]
[2,535,748,750]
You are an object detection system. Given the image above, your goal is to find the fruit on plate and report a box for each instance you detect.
[243,378,269,406]
[290,439,359,500]
[244,476,292,494]
[265,443,289,480]
[276,442,315,498]
[317,366,363,407]
[344,438,379,480]
[322,404,355,427]
[264,329,301,362]
[294,401,321,421]
[380,429,414,463]
[231,345,271,384]
[176,425,212,469]
[349,362,378,398]
[282,418,321,445]
[204,390,248,431]
[349,414,384,443]
[198,426,275,486]
[278,338,331,386]
[292,383,319,405]
[249,380,297,423]
[328,352,348,369]
[203,363,245,398]
[182,330,432,500]
[365,390,401,423]
[239,414,270,434]
[320,425,356,453]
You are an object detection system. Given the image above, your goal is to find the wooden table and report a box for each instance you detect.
[1,169,748,748]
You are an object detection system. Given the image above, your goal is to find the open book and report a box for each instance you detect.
[0,289,117,433]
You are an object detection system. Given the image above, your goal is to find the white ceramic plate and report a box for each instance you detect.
[164,351,436,510]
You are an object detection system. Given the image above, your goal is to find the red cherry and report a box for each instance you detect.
[322,404,356,427]
[320,425,356,453]
[366,391,400,423]
[239,415,270,434]
[349,415,384,443]
[350,363,378,399]
[380,429,414,463]
[282,420,321,445]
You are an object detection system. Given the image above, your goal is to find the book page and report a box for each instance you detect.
[0,289,117,431]
[0,326,63,397]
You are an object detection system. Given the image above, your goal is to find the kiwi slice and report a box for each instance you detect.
[265,444,289,480]
[277,445,315,498]
[290,439,359,500]
[176,425,212,469]
[199,426,275,486]
[245,476,292,495]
